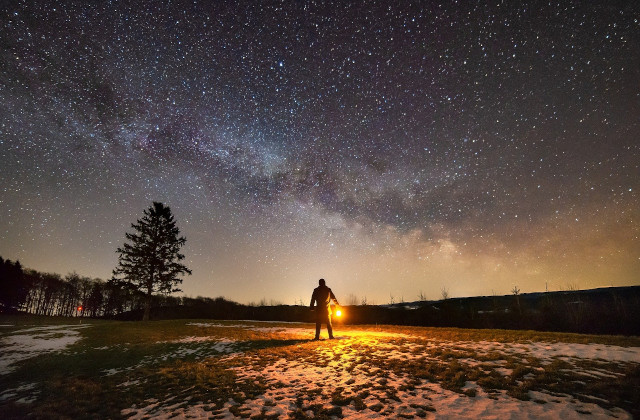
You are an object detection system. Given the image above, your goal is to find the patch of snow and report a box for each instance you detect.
[16,395,38,404]
[118,379,142,388]
[103,368,125,376]
[187,321,306,331]
[124,355,632,419]
[113,323,639,419]
[463,340,640,364]
[494,367,513,376]
[117,338,239,372]
[0,383,37,402]
[0,325,88,374]
[248,326,311,335]
[186,322,238,328]
[442,340,640,364]
[334,330,412,340]
[15,324,90,333]
[160,336,235,345]
[237,319,301,324]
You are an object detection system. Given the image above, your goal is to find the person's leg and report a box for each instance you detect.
[327,314,334,339]
[315,320,321,339]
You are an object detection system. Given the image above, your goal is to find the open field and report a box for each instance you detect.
[1,315,639,419]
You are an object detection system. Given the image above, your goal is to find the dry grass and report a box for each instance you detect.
[1,316,639,418]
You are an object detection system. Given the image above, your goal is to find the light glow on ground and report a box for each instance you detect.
[1,320,638,418]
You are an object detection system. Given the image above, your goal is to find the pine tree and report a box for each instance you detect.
[113,202,191,320]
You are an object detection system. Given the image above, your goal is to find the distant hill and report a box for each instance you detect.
[385,286,640,311]
[367,286,640,335]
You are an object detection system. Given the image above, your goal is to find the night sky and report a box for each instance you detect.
[1,1,638,305]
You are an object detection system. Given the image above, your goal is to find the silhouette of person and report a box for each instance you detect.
[310,278,340,340]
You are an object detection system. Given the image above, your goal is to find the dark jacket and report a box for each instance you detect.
[310,285,339,315]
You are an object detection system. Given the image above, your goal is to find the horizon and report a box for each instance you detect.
[3,254,634,307]
[1,1,638,306]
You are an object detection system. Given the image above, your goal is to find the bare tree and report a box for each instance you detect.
[346,293,359,306]
[440,287,449,300]
[512,285,521,315]
[565,282,580,292]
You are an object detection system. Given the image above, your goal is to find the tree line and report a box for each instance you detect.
[3,255,639,335]
[0,255,262,320]
[0,256,183,317]
[3,201,639,336]
[0,202,189,320]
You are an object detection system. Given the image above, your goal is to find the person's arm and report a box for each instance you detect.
[310,290,316,309]
[330,290,339,306]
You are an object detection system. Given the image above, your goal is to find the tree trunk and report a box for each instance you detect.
[143,274,153,321]
[143,294,151,321]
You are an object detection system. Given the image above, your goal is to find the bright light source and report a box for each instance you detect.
[335,309,342,317]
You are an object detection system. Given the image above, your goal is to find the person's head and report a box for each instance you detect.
[319,278,326,286]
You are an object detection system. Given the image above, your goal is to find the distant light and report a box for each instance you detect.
[335,310,342,317]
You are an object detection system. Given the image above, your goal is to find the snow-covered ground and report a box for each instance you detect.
[0,324,89,375]
[1,321,638,419]
[124,323,639,419]
[0,324,89,405]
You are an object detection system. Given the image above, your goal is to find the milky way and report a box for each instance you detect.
[1,1,638,304]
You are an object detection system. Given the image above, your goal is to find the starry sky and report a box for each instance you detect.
[1,1,638,305]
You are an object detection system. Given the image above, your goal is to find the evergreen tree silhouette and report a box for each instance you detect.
[113,202,191,320]
[0,257,27,311]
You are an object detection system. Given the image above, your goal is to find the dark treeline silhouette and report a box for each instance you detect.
[349,287,640,336]
[112,297,315,323]
[0,257,28,311]
[0,256,182,317]
[2,256,639,335]
[115,287,640,336]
